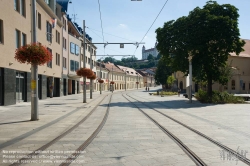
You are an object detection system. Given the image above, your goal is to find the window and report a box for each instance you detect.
[20,0,26,16]
[70,42,75,54]
[0,20,3,44]
[231,80,235,90]
[38,13,41,29]
[22,33,26,46]
[56,30,60,44]
[75,45,79,55]
[85,44,87,50]
[63,57,67,68]
[63,18,66,31]
[46,21,52,43]
[88,58,90,64]
[75,61,79,71]
[242,83,245,90]
[15,29,20,48]
[70,60,75,71]
[88,45,90,52]
[56,53,60,66]
[63,38,66,49]
[47,48,52,68]
[14,0,20,12]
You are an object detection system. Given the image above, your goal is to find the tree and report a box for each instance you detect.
[154,57,172,89]
[167,75,175,88]
[156,0,245,96]
[147,54,154,61]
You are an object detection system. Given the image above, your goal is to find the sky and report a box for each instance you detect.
[67,0,250,60]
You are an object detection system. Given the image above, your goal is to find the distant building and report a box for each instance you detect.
[142,42,159,60]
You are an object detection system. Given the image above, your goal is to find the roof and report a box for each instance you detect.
[104,62,124,73]
[136,70,147,77]
[117,65,142,77]
[230,39,250,58]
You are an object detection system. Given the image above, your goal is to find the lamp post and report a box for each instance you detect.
[188,55,192,103]
[90,52,93,99]
[112,65,113,93]
[100,62,102,94]
[137,73,139,89]
[31,0,38,120]
[82,20,86,103]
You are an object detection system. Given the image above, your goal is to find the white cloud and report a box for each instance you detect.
[119,24,126,27]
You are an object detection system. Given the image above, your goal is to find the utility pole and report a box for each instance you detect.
[112,66,113,93]
[90,52,93,99]
[31,0,38,121]
[100,62,102,94]
[125,70,126,91]
[83,20,86,103]
[188,56,192,103]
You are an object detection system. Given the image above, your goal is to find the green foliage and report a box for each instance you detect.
[196,89,245,104]
[167,75,175,87]
[154,57,172,86]
[156,1,245,96]
[147,54,155,61]
[153,91,178,95]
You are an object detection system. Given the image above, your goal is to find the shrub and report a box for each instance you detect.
[196,89,245,104]
[153,91,178,96]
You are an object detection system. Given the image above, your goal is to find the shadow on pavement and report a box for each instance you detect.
[0,120,31,125]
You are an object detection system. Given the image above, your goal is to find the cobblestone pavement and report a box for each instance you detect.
[0,87,249,166]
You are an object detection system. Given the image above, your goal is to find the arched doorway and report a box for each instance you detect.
[179,81,183,90]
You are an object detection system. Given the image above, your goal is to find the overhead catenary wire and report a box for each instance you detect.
[132,0,169,55]
[87,27,137,42]
[97,0,105,55]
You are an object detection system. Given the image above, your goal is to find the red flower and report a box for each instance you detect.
[110,81,115,84]
[15,43,52,65]
[76,68,93,77]
[87,74,97,80]
[98,79,104,83]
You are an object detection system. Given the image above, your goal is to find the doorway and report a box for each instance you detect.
[38,75,42,99]
[63,79,67,95]
[72,80,75,94]
[16,71,25,102]
[0,68,3,105]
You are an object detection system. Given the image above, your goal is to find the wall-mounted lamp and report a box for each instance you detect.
[9,62,13,66]
[44,71,46,73]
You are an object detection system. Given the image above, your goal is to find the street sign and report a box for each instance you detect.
[120,44,124,48]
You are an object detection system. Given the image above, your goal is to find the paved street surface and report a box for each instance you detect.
[0,87,249,166]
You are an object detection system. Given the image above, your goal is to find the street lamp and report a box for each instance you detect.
[99,57,105,94]
[188,55,192,103]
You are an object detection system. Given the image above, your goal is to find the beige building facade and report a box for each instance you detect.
[175,39,250,94]
[0,0,64,105]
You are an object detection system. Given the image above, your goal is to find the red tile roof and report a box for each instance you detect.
[230,39,250,57]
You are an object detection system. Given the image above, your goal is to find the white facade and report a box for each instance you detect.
[142,42,159,60]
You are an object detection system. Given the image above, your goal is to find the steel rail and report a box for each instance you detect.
[60,94,112,166]
[123,94,206,166]
[127,93,250,165]
[10,95,109,166]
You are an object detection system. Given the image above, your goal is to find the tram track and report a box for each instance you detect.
[125,93,250,165]
[59,94,112,166]
[122,94,207,166]
[0,95,105,150]
[9,94,112,166]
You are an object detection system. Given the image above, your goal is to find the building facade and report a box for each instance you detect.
[0,0,64,105]
[175,39,250,94]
